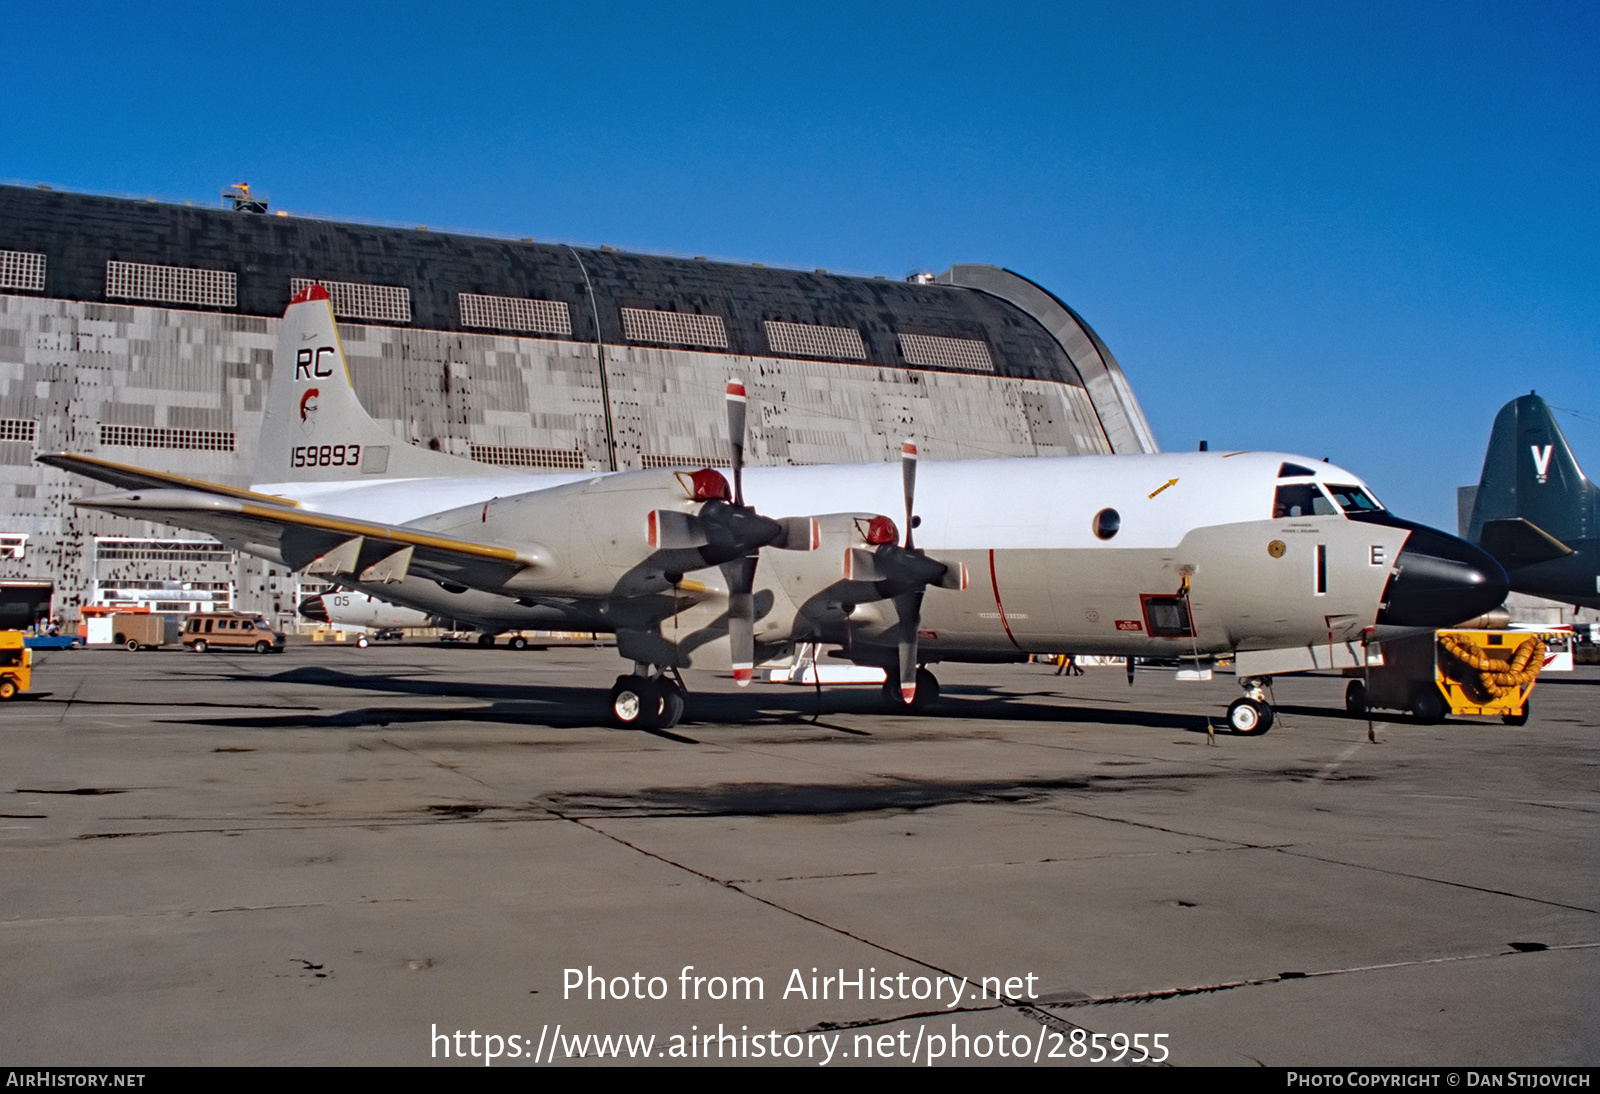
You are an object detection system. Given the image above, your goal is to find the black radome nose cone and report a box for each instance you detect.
[1377,524,1510,628]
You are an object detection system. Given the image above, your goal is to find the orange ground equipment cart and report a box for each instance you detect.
[1345,629,1567,725]
[0,631,32,699]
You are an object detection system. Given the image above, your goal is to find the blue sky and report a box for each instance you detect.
[5,0,1595,529]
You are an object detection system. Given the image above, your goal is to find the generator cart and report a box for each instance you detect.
[1344,629,1566,725]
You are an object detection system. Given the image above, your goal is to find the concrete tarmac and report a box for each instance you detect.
[2,642,1596,1067]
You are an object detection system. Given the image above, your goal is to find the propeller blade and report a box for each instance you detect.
[725,554,757,686]
[726,379,747,507]
[901,439,917,550]
[895,590,924,704]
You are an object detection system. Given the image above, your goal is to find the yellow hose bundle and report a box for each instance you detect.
[1438,634,1546,698]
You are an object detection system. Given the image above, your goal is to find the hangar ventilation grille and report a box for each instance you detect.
[106,261,236,309]
[99,424,236,452]
[95,538,234,563]
[0,419,37,443]
[898,333,995,373]
[620,308,728,349]
[468,444,587,470]
[459,293,572,335]
[639,453,732,469]
[0,250,46,292]
[290,278,412,324]
[763,320,867,361]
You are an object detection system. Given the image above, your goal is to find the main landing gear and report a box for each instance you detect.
[1226,676,1275,735]
[609,669,687,731]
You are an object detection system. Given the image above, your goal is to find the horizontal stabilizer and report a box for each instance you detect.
[69,488,546,594]
[37,453,301,506]
[1477,518,1573,568]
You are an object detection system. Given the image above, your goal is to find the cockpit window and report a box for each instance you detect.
[1273,483,1338,518]
[1324,483,1383,513]
[1277,461,1317,478]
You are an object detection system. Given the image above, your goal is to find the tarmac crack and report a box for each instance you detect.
[555,809,1153,1058]
[1045,941,1600,1009]
[1276,848,1600,914]
[556,808,963,972]
[381,737,496,788]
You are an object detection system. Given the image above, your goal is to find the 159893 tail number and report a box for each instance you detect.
[292,444,361,468]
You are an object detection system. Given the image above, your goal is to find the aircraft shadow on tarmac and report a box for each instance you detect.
[167,665,1227,738]
[546,773,1212,819]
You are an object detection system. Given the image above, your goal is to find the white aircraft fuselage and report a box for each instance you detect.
[254,452,1427,663]
[47,285,1509,732]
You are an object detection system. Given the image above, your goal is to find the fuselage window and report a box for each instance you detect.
[1324,483,1383,514]
[1273,483,1338,519]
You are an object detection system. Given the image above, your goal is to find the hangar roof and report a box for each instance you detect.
[0,184,1155,453]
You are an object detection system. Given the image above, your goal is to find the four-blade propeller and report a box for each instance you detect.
[676,382,958,697]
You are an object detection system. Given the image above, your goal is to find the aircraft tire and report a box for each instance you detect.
[610,675,665,730]
[478,633,496,648]
[1502,701,1530,727]
[1410,687,1445,725]
[658,678,686,730]
[1345,680,1367,717]
[508,635,529,651]
[192,640,208,654]
[1227,698,1273,735]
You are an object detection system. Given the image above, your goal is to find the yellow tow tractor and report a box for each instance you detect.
[0,631,32,699]
[1345,629,1567,725]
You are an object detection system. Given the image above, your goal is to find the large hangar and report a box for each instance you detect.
[0,184,1156,626]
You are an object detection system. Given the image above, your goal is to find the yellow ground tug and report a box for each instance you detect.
[0,631,32,699]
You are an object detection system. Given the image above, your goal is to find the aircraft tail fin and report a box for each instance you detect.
[1468,393,1596,562]
[253,285,504,485]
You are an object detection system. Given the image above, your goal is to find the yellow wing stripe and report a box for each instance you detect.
[233,502,523,564]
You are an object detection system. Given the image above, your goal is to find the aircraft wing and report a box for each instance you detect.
[36,453,303,507]
[70,488,540,592]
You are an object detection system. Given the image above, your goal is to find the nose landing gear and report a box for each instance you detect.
[1226,677,1275,735]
